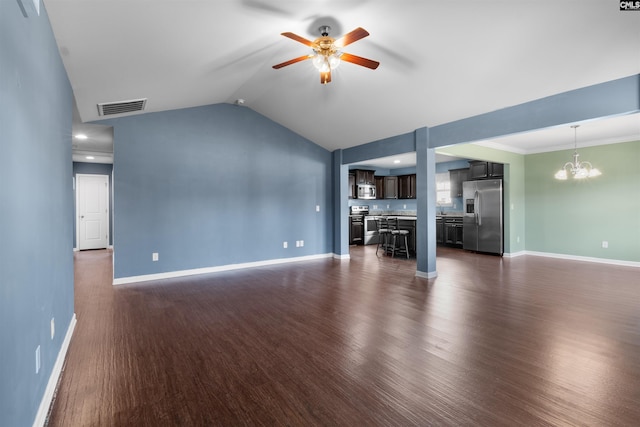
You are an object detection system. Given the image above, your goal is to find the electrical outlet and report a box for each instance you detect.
[51,318,55,340]
[152,252,159,261]
[403,204,407,209]
[35,345,41,374]
[283,241,288,248]
[316,205,320,212]
[602,241,608,249]
[295,240,300,247]
[300,240,304,247]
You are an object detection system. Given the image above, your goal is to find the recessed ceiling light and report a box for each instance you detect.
[75,134,88,140]
[393,159,401,164]
[85,156,95,160]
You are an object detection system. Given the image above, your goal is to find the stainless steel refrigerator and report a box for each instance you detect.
[463,179,503,255]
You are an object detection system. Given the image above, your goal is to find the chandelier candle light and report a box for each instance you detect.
[554,125,602,180]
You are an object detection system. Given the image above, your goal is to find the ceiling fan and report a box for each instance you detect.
[272,26,380,84]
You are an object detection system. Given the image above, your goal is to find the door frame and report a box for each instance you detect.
[75,173,110,251]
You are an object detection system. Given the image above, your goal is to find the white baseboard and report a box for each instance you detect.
[33,313,77,427]
[113,253,336,285]
[524,251,640,268]
[503,250,526,258]
[416,270,438,279]
[333,253,351,260]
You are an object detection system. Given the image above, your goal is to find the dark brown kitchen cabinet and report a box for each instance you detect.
[375,176,384,199]
[437,216,463,247]
[397,218,416,255]
[349,216,363,245]
[348,173,356,199]
[449,168,468,198]
[468,161,504,180]
[445,223,463,246]
[353,169,375,185]
[398,174,416,199]
[444,217,463,247]
[436,217,444,244]
[490,162,504,178]
[384,176,398,199]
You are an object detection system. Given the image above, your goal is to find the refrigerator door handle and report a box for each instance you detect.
[475,190,481,226]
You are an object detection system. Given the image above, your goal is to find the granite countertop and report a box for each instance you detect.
[366,210,463,220]
[369,210,417,216]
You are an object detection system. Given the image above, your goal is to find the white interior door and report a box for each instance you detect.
[77,174,109,250]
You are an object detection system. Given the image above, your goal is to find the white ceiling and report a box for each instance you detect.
[46,0,640,164]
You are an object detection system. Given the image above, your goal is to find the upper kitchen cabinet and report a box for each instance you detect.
[449,168,468,198]
[384,176,398,199]
[375,176,384,199]
[398,174,416,199]
[468,161,504,180]
[348,173,356,199]
[353,169,375,185]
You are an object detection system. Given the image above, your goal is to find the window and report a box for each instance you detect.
[436,172,451,206]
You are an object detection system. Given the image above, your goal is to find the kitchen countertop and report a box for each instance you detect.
[363,212,464,221]
[388,216,417,220]
[366,214,417,220]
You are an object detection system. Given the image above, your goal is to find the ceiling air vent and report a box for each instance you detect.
[97,98,147,116]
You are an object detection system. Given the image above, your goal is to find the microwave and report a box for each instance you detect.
[357,184,376,200]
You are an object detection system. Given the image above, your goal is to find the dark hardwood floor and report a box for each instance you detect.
[47,246,640,426]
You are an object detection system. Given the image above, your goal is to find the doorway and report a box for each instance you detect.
[76,174,110,250]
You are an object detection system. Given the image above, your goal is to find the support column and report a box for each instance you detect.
[332,150,350,258]
[415,128,437,278]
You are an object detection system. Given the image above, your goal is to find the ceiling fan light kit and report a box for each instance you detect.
[273,25,379,84]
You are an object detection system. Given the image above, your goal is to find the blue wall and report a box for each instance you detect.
[100,104,333,279]
[0,2,75,426]
[73,162,114,247]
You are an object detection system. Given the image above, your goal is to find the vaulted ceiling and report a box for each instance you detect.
[46,0,639,162]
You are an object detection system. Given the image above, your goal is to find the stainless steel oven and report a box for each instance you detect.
[349,205,369,245]
[364,215,380,245]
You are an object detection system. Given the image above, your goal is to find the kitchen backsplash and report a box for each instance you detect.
[350,198,464,215]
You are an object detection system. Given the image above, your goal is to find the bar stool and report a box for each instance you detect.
[388,217,410,259]
[376,217,391,256]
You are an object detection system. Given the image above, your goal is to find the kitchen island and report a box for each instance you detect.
[365,214,416,256]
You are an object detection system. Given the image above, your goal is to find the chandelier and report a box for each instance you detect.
[554,125,602,180]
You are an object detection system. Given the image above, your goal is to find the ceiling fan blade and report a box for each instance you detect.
[320,70,331,84]
[272,55,312,69]
[281,32,315,47]
[340,53,380,70]
[335,27,369,48]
